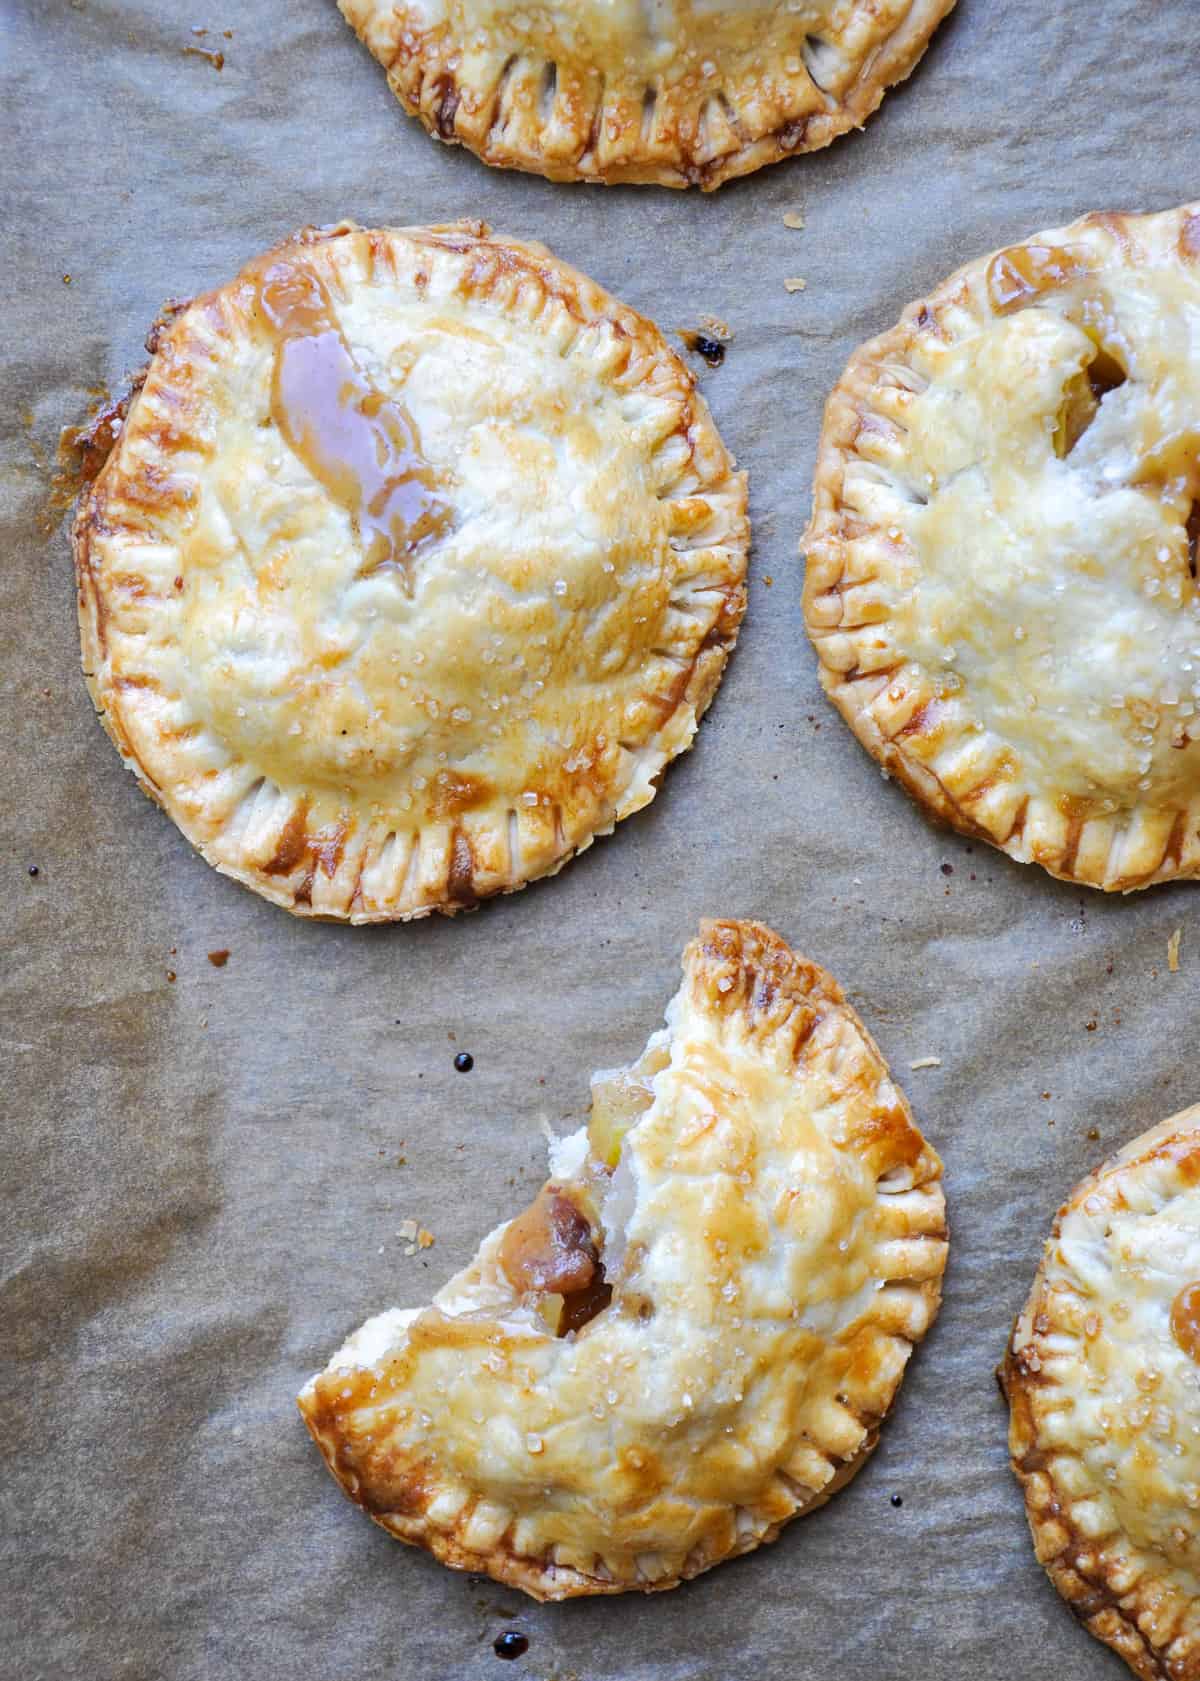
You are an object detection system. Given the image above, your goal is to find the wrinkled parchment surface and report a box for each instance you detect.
[4,3,1199,1677]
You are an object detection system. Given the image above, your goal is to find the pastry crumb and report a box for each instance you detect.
[782,211,805,230]
[699,314,731,342]
[1168,928,1182,972]
[398,1218,434,1254]
[908,1056,942,1070]
[784,277,807,293]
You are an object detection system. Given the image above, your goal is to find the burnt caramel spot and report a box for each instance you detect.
[427,769,491,819]
[258,261,453,590]
[434,77,460,138]
[678,328,725,368]
[557,1271,613,1336]
[310,817,350,879]
[52,389,133,530]
[1171,1281,1200,1364]
[263,803,311,876]
[1187,502,1200,580]
[987,244,1093,315]
[446,828,476,903]
[499,1186,597,1296]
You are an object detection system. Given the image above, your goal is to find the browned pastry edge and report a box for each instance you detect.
[340,0,957,190]
[1000,1109,1200,1680]
[801,202,1200,892]
[299,918,947,1599]
[73,221,749,922]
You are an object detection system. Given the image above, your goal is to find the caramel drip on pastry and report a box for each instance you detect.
[1171,1281,1200,1364]
[986,245,1095,314]
[259,262,452,586]
[499,1186,598,1296]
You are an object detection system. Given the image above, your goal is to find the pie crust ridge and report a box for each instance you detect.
[74,222,748,921]
[299,919,947,1599]
[802,202,1200,891]
[1002,1107,1200,1680]
[338,0,957,190]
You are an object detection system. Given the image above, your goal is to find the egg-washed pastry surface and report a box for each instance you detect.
[74,222,748,921]
[299,919,947,1599]
[337,0,957,190]
[803,202,1200,891]
[1002,1107,1200,1679]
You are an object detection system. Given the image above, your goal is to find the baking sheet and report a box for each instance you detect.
[4,1,1200,1676]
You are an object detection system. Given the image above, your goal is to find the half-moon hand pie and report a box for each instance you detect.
[337,0,958,190]
[803,202,1200,890]
[1002,1107,1200,1678]
[299,919,947,1598]
[74,222,748,920]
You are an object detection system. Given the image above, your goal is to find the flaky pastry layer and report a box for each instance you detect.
[299,919,947,1598]
[338,0,956,189]
[75,222,748,920]
[1003,1108,1200,1680]
[803,202,1200,890]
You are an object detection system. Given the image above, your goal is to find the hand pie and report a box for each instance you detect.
[337,0,957,190]
[299,919,947,1599]
[1002,1108,1200,1679]
[74,222,748,921]
[803,202,1200,891]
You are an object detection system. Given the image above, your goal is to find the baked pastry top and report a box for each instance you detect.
[803,202,1200,891]
[1002,1108,1200,1680]
[75,222,747,921]
[338,0,957,189]
[299,919,947,1599]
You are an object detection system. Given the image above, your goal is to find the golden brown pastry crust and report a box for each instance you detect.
[803,202,1200,891]
[299,920,947,1599]
[1002,1108,1200,1679]
[338,0,957,190]
[74,222,747,921]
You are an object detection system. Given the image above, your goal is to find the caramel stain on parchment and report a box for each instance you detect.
[43,390,128,534]
[258,261,453,592]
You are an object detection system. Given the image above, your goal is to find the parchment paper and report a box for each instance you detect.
[4,2,1200,1677]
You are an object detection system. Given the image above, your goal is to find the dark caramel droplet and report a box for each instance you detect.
[454,1051,473,1072]
[207,949,230,968]
[493,1631,528,1660]
[679,327,725,367]
[259,261,453,591]
[1171,1281,1200,1364]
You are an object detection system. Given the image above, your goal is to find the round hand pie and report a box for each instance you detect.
[337,0,957,190]
[1002,1108,1200,1679]
[299,919,947,1599]
[803,202,1200,891]
[74,222,748,921]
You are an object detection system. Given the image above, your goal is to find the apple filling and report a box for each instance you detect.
[586,1034,670,1169]
[498,1184,611,1337]
[498,1034,670,1335]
